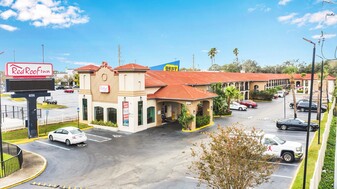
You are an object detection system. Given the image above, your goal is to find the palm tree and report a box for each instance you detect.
[224,86,240,113]
[208,48,218,65]
[283,66,298,118]
[233,48,239,62]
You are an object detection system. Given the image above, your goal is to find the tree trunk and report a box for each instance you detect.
[291,82,297,118]
[326,79,330,111]
[317,83,321,120]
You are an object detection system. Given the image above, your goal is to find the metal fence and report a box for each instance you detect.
[309,98,336,189]
[0,142,23,178]
[1,105,42,121]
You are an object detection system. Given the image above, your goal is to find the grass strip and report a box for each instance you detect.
[291,112,328,189]
[3,121,92,144]
[318,117,336,189]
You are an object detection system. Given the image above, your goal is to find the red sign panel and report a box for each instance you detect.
[5,62,53,78]
[123,101,129,126]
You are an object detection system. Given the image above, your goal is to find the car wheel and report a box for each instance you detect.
[65,139,71,146]
[49,135,53,141]
[282,152,294,163]
[281,125,288,130]
[301,108,305,112]
[249,105,252,108]
[310,126,316,132]
[239,107,242,111]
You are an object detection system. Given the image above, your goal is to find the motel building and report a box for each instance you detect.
[76,62,335,133]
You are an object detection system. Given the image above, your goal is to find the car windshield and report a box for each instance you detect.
[273,136,286,144]
[69,129,83,135]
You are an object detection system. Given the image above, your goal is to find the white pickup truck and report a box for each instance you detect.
[262,134,303,163]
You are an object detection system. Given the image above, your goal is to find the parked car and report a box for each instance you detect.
[289,99,309,109]
[43,98,57,105]
[55,85,65,90]
[64,89,74,93]
[296,101,327,113]
[277,91,285,98]
[48,126,87,146]
[239,100,257,108]
[230,102,247,111]
[276,118,319,131]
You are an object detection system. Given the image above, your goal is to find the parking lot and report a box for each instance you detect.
[13,93,319,189]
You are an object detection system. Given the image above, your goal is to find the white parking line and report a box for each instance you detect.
[185,176,197,180]
[269,162,299,167]
[86,133,112,142]
[271,174,293,179]
[86,133,112,140]
[36,141,70,151]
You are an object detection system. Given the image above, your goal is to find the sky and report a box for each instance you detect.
[0,0,337,72]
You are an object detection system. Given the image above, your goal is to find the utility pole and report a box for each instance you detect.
[118,45,121,66]
[192,54,195,71]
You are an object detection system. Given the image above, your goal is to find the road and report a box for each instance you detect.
[13,94,319,189]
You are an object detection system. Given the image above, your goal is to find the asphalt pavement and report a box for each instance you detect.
[0,92,331,189]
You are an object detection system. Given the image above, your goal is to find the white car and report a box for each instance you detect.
[48,126,87,146]
[230,102,247,111]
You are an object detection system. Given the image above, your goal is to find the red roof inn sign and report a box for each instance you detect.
[6,62,53,78]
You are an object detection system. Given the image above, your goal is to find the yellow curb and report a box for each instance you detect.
[213,114,232,118]
[182,121,214,133]
[2,150,47,189]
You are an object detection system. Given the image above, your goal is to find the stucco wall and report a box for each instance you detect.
[91,68,118,103]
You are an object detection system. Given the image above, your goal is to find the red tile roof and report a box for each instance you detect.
[145,73,167,88]
[115,63,149,72]
[150,85,217,101]
[146,71,290,86]
[75,64,99,72]
[293,74,335,80]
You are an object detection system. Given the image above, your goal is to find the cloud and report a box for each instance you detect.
[0,0,89,28]
[279,0,292,6]
[248,4,271,13]
[0,9,17,19]
[53,56,98,67]
[278,13,297,22]
[312,33,336,39]
[0,24,17,31]
[279,10,337,29]
[0,0,14,6]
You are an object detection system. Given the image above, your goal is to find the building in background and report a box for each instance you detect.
[150,60,180,71]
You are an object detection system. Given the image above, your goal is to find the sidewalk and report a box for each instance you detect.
[0,150,47,189]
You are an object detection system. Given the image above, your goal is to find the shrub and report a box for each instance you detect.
[250,91,273,101]
[91,120,118,127]
[196,115,210,128]
[297,89,303,93]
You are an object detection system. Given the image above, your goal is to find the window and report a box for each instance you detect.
[138,101,143,126]
[82,99,88,121]
[147,107,155,124]
[94,106,104,121]
[107,108,117,123]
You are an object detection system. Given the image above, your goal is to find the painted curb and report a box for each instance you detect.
[182,121,215,133]
[1,150,47,189]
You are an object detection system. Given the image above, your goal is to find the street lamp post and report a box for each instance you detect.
[77,107,80,128]
[284,94,286,119]
[302,37,316,189]
[316,55,324,145]
[0,52,4,174]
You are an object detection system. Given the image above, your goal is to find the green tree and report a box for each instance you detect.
[190,125,276,189]
[73,73,79,86]
[233,48,239,62]
[283,66,298,118]
[211,83,227,115]
[241,59,261,73]
[178,104,194,130]
[208,48,218,65]
[208,63,221,71]
[222,62,241,72]
[224,86,240,112]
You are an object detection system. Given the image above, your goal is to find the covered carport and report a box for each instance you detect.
[149,85,217,130]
